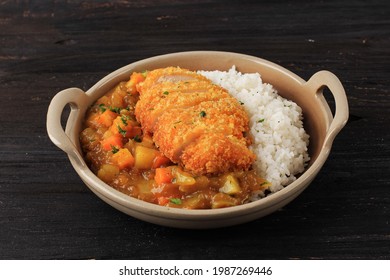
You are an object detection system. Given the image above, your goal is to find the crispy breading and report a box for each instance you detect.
[180,133,255,175]
[135,67,256,175]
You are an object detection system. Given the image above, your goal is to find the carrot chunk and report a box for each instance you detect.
[111,148,135,169]
[126,126,142,139]
[109,116,129,136]
[126,72,146,94]
[155,167,174,185]
[101,135,123,151]
[152,153,172,168]
[109,116,142,139]
[96,110,118,127]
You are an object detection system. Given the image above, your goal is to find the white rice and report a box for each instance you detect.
[198,66,310,193]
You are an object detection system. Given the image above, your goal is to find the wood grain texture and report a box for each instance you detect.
[0,0,389,259]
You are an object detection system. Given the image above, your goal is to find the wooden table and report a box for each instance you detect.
[1,0,389,259]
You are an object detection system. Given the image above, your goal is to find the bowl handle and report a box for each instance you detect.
[305,71,349,147]
[46,88,88,167]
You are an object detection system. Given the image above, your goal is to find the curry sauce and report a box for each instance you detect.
[80,71,270,209]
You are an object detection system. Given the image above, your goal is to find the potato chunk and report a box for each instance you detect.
[219,174,241,195]
[134,145,159,169]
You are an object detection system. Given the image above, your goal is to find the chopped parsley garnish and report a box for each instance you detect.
[257,118,265,123]
[133,135,142,142]
[111,145,119,154]
[141,70,148,78]
[98,104,106,112]
[98,104,121,114]
[109,106,121,114]
[260,181,270,186]
[117,125,127,137]
[121,115,128,126]
[163,91,169,95]
[199,111,206,117]
[169,198,182,205]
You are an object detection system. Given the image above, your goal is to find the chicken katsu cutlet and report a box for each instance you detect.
[135,67,256,175]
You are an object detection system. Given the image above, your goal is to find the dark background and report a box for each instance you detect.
[1,0,389,259]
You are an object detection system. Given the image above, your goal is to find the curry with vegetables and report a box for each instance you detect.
[80,69,270,209]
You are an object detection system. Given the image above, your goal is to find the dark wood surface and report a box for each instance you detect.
[1,0,389,260]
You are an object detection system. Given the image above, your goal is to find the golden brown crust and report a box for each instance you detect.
[180,134,256,175]
[135,66,256,175]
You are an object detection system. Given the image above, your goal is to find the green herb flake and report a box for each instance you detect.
[109,106,121,114]
[98,104,107,112]
[121,115,128,126]
[133,135,142,142]
[257,118,265,123]
[141,70,148,78]
[169,198,182,205]
[111,145,119,154]
[260,181,271,187]
[117,125,127,137]
[199,111,206,118]
[163,91,169,95]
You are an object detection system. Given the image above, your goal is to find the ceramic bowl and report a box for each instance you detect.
[46,51,348,229]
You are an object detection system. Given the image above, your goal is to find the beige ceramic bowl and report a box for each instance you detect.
[47,51,348,229]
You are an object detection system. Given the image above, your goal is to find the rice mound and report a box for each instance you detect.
[198,66,310,193]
